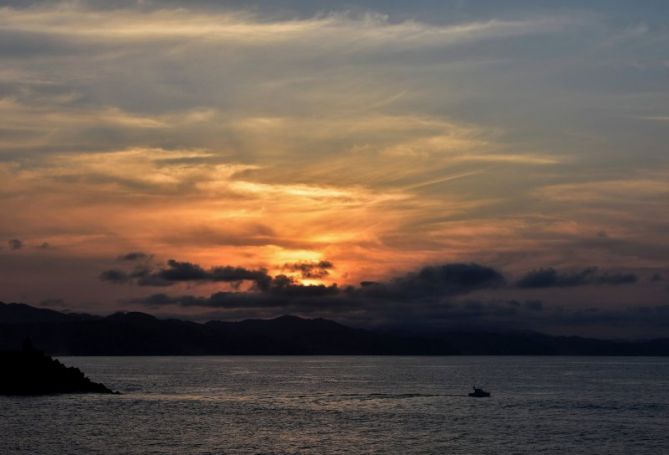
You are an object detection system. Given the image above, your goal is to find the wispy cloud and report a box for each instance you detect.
[0,7,574,47]
[1,1,668,328]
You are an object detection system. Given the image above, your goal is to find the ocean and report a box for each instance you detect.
[2,356,668,454]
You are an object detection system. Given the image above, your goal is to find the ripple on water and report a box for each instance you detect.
[1,356,668,455]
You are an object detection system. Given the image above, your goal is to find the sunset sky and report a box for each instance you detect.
[1,1,668,337]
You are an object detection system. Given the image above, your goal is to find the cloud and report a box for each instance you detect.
[121,258,665,335]
[128,261,505,313]
[99,269,130,284]
[132,286,669,336]
[148,260,208,281]
[356,263,505,300]
[1,1,668,336]
[136,287,350,311]
[100,258,271,288]
[151,260,270,287]
[544,304,669,332]
[117,251,151,261]
[517,267,638,288]
[437,301,669,334]
[0,7,573,51]
[110,258,643,307]
[283,260,334,279]
[597,272,638,285]
[268,274,339,297]
[107,257,504,296]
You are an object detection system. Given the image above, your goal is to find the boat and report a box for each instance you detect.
[468,386,490,397]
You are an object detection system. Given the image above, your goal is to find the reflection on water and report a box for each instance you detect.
[2,356,668,454]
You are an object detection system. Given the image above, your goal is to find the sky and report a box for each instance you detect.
[1,0,668,337]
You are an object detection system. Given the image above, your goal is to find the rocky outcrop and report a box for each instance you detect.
[0,340,116,395]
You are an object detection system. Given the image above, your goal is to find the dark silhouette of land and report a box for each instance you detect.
[0,302,668,355]
[0,338,115,395]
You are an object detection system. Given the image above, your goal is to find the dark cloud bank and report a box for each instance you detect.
[99,256,668,336]
[517,267,638,288]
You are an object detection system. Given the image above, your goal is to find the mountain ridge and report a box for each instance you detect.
[0,302,667,356]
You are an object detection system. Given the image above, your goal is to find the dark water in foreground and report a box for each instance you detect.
[2,356,668,454]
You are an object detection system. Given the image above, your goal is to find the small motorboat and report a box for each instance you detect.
[468,386,490,398]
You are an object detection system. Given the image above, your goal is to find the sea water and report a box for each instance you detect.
[2,356,668,454]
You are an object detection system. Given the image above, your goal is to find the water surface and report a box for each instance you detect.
[2,356,668,454]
